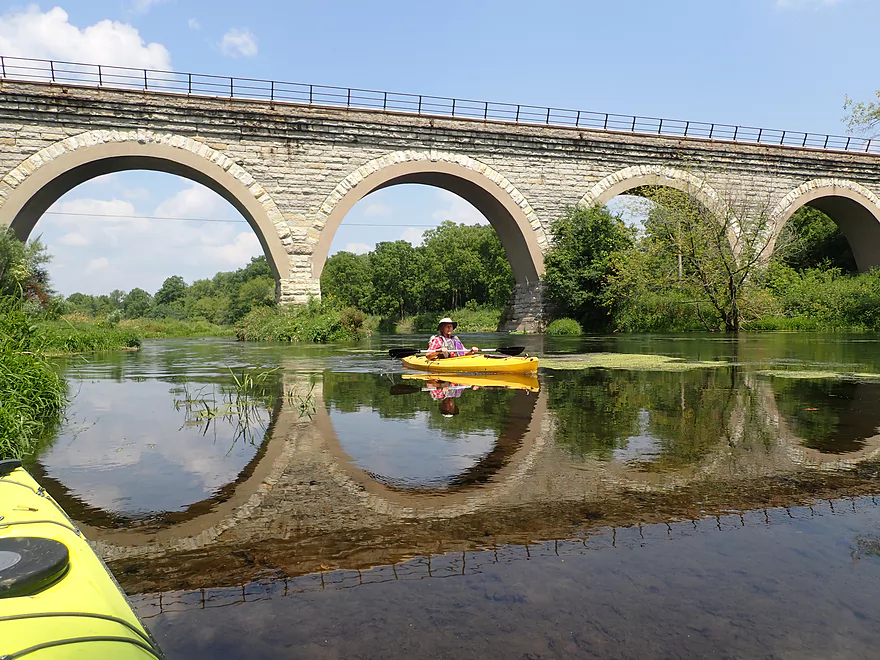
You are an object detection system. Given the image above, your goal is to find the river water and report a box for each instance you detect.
[35,333,880,658]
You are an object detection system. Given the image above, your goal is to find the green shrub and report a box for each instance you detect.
[235,300,367,343]
[546,318,583,335]
[0,296,66,459]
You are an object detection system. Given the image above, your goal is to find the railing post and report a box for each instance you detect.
[685,121,690,137]
[757,128,763,143]
[780,130,786,145]
[451,98,456,116]
[802,133,808,147]
[0,56,5,78]
[50,60,55,82]
[97,64,102,86]
[309,85,313,104]
[603,113,608,130]
[732,125,738,140]
[484,101,488,120]
[631,116,636,132]
[845,136,851,150]
[709,124,714,139]
[546,107,551,124]
[383,91,387,111]
[346,87,350,107]
[575,110,580,127]
[515,105,520,122]
[144,68,148,90]
[230,77,234,97]
[270,80,274,101]
[658,118,663,134]
[418,95,422,114]
[867,139,873,153]
[823,135,829,149]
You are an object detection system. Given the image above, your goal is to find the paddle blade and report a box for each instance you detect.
[388,348,419,359]
[390,383,421,396]
[494,346,525,356]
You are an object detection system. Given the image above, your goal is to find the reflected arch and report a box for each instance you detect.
[0,130,291,284]
[767,178,880,272]
[312,151,547,285]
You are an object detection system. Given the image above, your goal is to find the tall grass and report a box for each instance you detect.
[38,319,141,356]
[0,298,66,459]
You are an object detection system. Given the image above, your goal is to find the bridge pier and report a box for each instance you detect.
[500,281,546,333]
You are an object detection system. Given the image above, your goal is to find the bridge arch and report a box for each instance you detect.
[311,150,547,285]
[767,178,880,272]
[578,165,726,213]
[0,129,292,285]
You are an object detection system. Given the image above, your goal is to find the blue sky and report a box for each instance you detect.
[1,0,878,295]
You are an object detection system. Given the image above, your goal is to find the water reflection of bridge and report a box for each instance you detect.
[84,371,880,593]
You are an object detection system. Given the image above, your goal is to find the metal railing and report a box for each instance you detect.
[0,55,876,155]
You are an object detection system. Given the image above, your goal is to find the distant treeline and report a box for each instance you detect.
[63,256,275,325]
[320,221,514,318]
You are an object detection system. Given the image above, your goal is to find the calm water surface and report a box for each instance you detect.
[35,333,880,658]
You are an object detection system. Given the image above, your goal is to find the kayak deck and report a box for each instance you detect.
[0,465,163,659]
[402,354,538,374]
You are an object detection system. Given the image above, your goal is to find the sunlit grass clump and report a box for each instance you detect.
[235,300,367,342]
[546,318,583,335]
[38,319,141,356]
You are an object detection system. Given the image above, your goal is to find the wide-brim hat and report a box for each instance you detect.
[437,317,457,331]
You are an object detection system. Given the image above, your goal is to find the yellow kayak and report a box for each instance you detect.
[402,353,538,374]
[0,460,163,659]
[402,372,539,392]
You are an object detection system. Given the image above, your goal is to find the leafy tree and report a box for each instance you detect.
[321,251,373,309]
[154,275,188,307]
[123,288,153,319]
[844,90,880,135]
[610,186,781,333]
[543,206,633,330]
[0,230,54,304]
[368,240,418,318]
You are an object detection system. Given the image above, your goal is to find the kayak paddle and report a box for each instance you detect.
[388,346,525,359]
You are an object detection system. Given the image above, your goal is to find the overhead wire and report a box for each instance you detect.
[40,211,442,227]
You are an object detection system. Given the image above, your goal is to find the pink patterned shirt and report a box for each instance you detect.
[427,334,467,357]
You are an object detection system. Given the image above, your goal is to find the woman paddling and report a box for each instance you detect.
[426,317,479,360]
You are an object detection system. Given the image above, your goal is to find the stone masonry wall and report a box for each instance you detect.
[1,81,879,330]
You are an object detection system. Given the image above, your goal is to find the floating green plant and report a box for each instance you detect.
[757,369,880,382]
[542,353,726,372]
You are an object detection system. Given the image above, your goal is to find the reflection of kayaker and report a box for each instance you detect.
[426,317,479,359]
[403,372,539,393]
[424,379,467,417]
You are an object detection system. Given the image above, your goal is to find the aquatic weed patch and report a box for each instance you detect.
[757,369,880,382]
[542,353,726,372]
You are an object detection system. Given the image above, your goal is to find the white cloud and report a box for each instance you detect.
[0,6,172,69]
[187,18,201,30]
[58,232,88,246]
[212,232,262,265]
[220,28,258,58]
[430,191,488,225]
[400,227,425,245]
[130,0,168,14]
[363,203,392,218]
[775,0,842,8]
[344,242,372,255]
[86,257,109,272]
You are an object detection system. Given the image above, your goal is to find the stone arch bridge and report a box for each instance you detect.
[1,76,879,330]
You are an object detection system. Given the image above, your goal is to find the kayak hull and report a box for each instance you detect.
[402,372,539,392]
[402,354,538,374]
[0,465,162,659]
